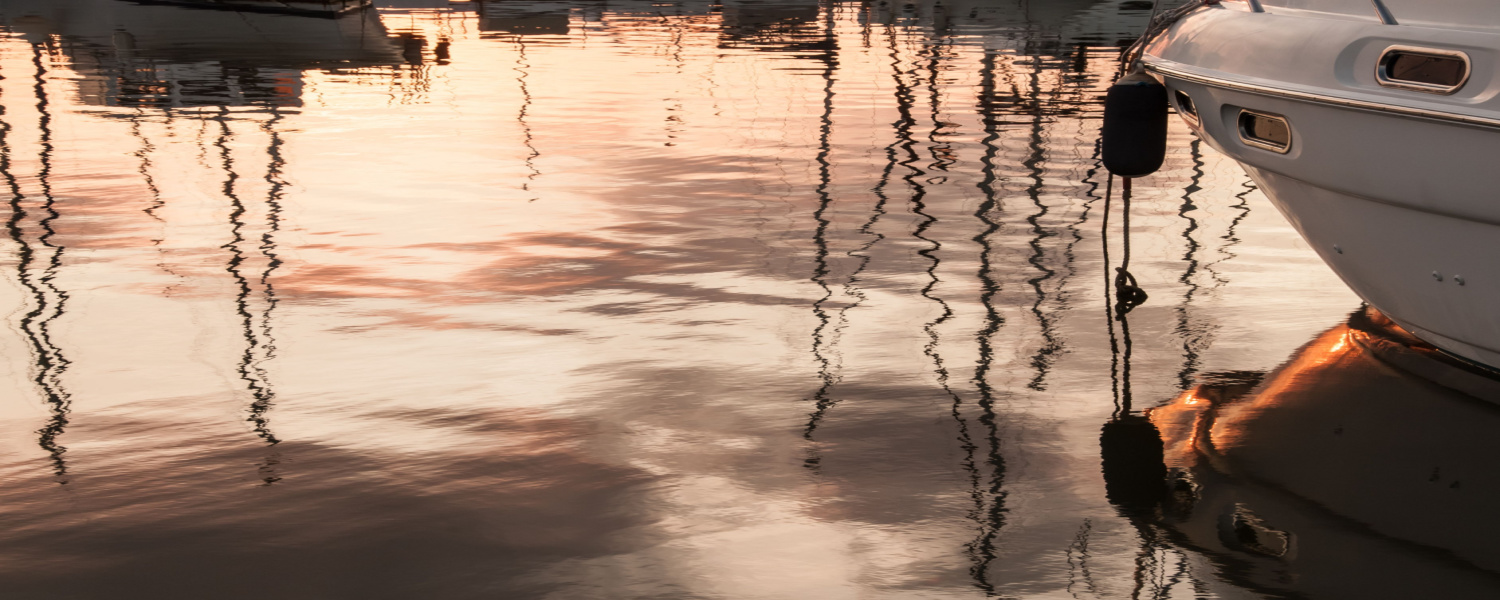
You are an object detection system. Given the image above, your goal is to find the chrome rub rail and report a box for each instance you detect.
[1145,59,1500,131]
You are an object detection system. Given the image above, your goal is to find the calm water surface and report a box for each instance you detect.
[1,1,1496,598]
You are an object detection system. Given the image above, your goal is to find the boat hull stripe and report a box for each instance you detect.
[1145,59,1500,131]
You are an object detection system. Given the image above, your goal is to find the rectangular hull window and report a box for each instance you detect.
[1238,110,1290,154]
[1377,47,1470,94]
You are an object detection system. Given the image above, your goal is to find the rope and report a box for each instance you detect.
[1119,0,1218,76]
[1109,175,1149,317]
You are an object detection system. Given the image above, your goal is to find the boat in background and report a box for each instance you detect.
[127,0,370,17]
[1140,0,1500,369]
[0,0,404,107]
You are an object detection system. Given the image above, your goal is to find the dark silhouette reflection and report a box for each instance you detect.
[254,110,290,480]
[477,0,571,35]
[1098,170,1161,513]
[127,108,191,291]
[801,2,895,452]
[1052,44,1108,340]
[962,41,1112,592]
[965,41,1010,595]
[212,108,284,472]
[801,1,842,451]
[1200,176,1257,287]
[513,37,542,201]
[906,27,1000,594]
[1097,158,1214,598]
[1019,54,1061,392]
[1,45,75,482]
[129,109,166,223]
[907,30,949,435]
[28,45,72,481]
[720,1,828,56]
[1128,307,1500,597]
[1173,137,1208,390]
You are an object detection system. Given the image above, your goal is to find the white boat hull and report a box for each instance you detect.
[1244,166,1500,367]
[1143,2,1500,368]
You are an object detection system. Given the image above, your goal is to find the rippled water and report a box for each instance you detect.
[0,1,1496,598]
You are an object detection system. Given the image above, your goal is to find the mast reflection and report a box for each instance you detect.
[801,1,842,453]
[213,106,284,481]
[29,43,73,481]
[514,36,541,201]
[966,38,1010,596]
[1,42,74,481]
[1018,52,1062,393]
[1173,137,1207,390]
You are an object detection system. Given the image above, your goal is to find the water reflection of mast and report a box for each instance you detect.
[1052,46,1102,331]
[256,109,288,435]
[214,108,282,456]
[513,37,540,201]
[833,7,889,367]
[908,27,950,407]
[912,20,991,592]
[2,45,71,477]
[662,7,687,146]
[967,45,1010,595]
[128,107,189,290]
[130,109,165,222]
[802,5,900,444]
[1200,177,1258,289]
[1173,137,1207,390]
[801,1,843,450]
[1021,53,1061,392]
[18,44,74,481]
[910,11,983,545]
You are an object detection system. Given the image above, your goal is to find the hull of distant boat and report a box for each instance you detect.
[0,0,401,66]
[130,0,370,17]
[1142,2,1500,369]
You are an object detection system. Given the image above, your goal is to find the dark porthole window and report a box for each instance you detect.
[1377,47,1470,94]
[1173,90,1198,124]
[1238,110,1291,154]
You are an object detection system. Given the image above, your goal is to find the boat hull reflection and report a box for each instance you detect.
[1147,307,1500,597]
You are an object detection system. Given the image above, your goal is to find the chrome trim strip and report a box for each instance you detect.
[1145,60,1500,131]
[1376,46,1470,95]
[1237,110,1291,153]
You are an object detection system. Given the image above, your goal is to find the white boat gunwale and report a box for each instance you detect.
[1143,58,1500,131]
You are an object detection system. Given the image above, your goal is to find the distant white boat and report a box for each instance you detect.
[0,0,404,107]
[1141,0,1500,369]
[128,0,371,17]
